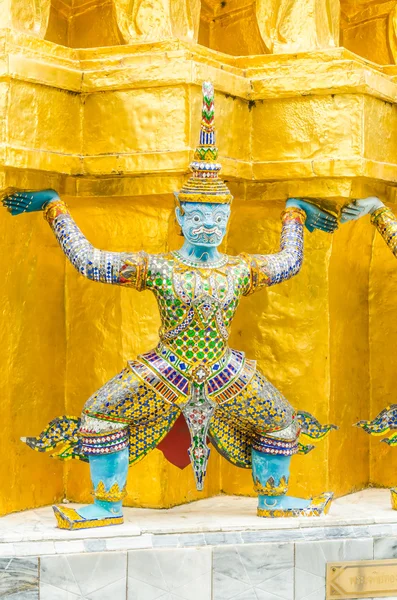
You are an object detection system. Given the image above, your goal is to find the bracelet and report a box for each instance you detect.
[371,207,391,226]
[43,199,69,224]
[281,207,306,225]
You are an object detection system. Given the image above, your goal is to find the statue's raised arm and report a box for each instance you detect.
[243,197,337,294]
[2,189,147,289]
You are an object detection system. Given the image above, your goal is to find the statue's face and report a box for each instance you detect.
[175,201,231,248]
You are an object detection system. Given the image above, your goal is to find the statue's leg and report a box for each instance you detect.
[74,443,129,520]
[218,370,333,517]
[53,444,130,529]
[252,449,331,516]
[53,366,173,530]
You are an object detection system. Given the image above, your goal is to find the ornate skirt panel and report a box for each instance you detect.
[209,410,253,468]
[208,370,299,467]
[24,353,298,468]
[81,367,174,424]
[128,346,257,407]
[80,365,180,464]
[219,370,298,437]
[127,407,180,465]
[24,410,180,465]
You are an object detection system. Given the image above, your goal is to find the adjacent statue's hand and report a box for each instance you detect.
[286,198,338,233]
[2,189,60,216]
[340,197,384,223]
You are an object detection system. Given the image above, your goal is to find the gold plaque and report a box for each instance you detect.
[327,559,397,599]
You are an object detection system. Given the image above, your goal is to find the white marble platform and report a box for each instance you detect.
[0,488,396,555]
[1,489,397,600]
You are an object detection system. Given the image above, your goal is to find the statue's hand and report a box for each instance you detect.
[340,197,384,223]
[286,198,338,233]
[2,189,60,216]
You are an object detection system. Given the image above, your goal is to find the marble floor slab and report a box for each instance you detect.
[40,552,127,599]
[295,538,373,600]
[374,537,397,559]
[0,557,38,599]
[213,543,294,600]
[127,547,212,600]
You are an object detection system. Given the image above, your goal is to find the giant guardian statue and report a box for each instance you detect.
[3,82,339,530]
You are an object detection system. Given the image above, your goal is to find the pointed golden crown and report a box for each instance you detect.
[178,81,233,205]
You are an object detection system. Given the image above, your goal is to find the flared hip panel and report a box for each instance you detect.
[79,366,179,462]
[209,369,300,467]
[80,366,174,430]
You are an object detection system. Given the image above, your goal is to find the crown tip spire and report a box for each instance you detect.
[200,81,215,146]
[177,80,233,205]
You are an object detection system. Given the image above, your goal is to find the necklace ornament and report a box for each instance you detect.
[172,250,228,269]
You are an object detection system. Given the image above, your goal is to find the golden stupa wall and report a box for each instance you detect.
[1,0,397,515]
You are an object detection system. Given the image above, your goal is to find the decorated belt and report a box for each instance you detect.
[128,346,256,407]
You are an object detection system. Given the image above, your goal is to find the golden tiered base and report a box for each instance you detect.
[53,505,124,530]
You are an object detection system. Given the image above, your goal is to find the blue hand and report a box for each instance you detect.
[286,198,338,233]
[2,189,59,216]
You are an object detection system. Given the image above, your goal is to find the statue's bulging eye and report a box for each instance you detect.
[193,215,200,223]
[215,215,223,223]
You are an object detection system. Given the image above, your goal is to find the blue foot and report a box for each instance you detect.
[257,492,333,517]
[53,504,124,530]
[258,495,310,511]
[76,504,122,519]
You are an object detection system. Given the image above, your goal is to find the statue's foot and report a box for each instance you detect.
[257,492,333,518]
[76,503,122,520]
[53,504,123,531]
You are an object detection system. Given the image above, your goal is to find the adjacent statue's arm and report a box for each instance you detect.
[242,205,306,293]
[341,197,397,258]
[371,206,397,258]
[44,199,147,288]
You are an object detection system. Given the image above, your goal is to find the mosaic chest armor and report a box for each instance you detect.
[132,252,255,404]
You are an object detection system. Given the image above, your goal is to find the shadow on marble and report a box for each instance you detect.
[40,552,127,599]
[213,543,294,600]
[0,557,38,599]
[295,538,373,600]
[127,547,212,600]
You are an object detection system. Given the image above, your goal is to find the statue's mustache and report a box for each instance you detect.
[191,225,222,238]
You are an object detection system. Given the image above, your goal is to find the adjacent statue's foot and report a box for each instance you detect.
[257,492,333,518]
[53,503,123,530]
[391,488,397,510]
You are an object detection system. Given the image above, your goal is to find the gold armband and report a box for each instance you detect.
[281,207,306,225]
[119,251,148,291]
[43,199,69,224]
[370,206,391,226]
[371,206,397,258]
